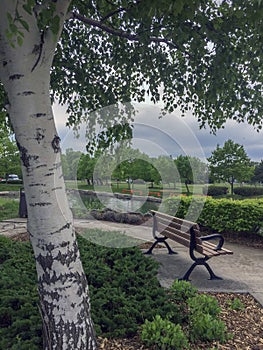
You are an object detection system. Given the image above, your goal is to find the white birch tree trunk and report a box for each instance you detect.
[0,2,97,349]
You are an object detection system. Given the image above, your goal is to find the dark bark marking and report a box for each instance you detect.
[49,162,62,171]
[31,113,47,118]
[46,243,55,252]
[31,31,45,72]
[29,202,52,207]
[36,129,45,143]
[3,61,7,66]
[61,241,70,248]
[56,239,78,267]
[45,172,54,177]
[51,186,63,191]
[50,222,71,235]
[35,164,47,169]
[21,91,35,96]
[17,142,39,169]
[51,135,61,153]
[36,253,54,271]
[29,183,46,187]
[9,74,24,80]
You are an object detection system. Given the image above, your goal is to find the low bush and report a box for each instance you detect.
[203,185,228,196]
[188,294,227,343]
[141,315,189,350]
[163,196,263,234]
[169,280,198,304]
[189,312,227,343]
[233,186,263,197]
[141,281,228,347]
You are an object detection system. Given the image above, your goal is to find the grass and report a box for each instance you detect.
[0,198,19,221]
[0,183,23,191]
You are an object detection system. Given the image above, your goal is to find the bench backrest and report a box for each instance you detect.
[151,210,203,253]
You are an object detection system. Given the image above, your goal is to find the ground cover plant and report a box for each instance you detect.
[0,233,180,348]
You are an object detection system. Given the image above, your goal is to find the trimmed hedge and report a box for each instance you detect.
[163,196,263,234]
[203,186,228,196]
[233,186,263,197]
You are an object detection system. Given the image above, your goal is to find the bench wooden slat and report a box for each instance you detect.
[152,210,197,227]
[161,228,191,248]
[157,221,203,246]
[158,221,193,241]
[202,240,233,254]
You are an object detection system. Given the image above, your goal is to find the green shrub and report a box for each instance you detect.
[233,186,263,197]
[187,294,221,318]
[188,294,227,343]
[203,186,228,196]
[227,297,245,311]
[0,234,181,348]
[141,315,189,350]
[189,313,227,343]
[163,196,263,234]
[169,280,198,303]
[78,235,181,337]
[0,237,41,350]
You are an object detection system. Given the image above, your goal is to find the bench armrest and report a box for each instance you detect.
[200,234,224,250]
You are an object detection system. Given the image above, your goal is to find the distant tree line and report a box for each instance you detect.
[60,140,263,192]
[1,137,262,189]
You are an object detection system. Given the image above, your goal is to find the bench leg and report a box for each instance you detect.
[180,260,223,281]
[204,262,222,280]
[144,238,177,255]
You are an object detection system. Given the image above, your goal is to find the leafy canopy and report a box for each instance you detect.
[52,0,263,132]
[1,0,262,134]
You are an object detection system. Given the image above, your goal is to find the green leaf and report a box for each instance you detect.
[17,36,23,47]
[50,15,60,35]
[19,19,30,32]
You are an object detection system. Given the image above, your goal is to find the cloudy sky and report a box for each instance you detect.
[54,102,263,162]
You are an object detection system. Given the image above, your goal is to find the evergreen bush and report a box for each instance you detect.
[0,234,181,348]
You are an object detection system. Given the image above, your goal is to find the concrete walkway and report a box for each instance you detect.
[1,217,263,306]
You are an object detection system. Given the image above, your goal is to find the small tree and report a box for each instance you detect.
[207,140,254,195]
[252,160,263,184]
[0,115,21,178]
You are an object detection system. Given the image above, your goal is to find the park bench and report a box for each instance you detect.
[145,210,233,281]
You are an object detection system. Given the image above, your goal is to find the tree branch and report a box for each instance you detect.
[71,11,180,50]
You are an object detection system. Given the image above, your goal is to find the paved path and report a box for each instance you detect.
[1,218,263,306]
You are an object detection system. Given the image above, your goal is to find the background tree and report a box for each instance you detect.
[0,115,21,178]
[252,160,263,184]
[174,155,193,195]
[61,148,83,180]
[152,156,177,188]
[207,139,254,195]
[0,1,262,349]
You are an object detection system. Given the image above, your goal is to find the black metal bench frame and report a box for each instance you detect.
[145,211,233,281]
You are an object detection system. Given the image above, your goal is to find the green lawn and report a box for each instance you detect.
[0,198,19,221]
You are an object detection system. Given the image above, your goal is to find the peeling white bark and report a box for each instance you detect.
[0,2,97,349]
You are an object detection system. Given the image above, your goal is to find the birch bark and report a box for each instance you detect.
[0,1,97,349]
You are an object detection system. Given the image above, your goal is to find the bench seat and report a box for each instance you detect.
[144,210,233,280]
